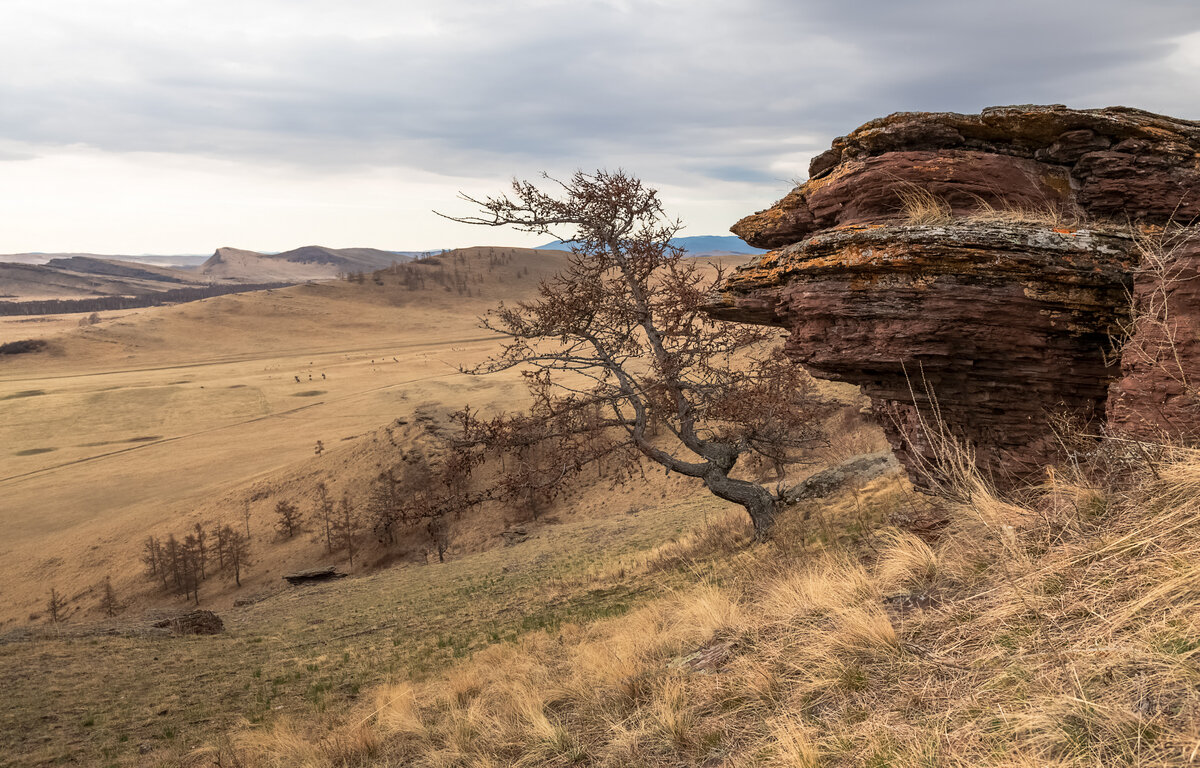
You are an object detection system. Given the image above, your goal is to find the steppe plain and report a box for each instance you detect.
[0,247,772,766]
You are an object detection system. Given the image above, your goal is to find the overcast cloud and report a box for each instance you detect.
[0,0,1198,253]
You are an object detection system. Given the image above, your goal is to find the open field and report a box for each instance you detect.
[0,248,570,628]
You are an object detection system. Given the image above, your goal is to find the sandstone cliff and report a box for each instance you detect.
[708,105,1200,486]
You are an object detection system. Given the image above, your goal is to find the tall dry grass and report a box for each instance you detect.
[214,443,1200,767]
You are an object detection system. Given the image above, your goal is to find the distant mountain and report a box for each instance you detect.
[200,245,410,282]
[0,252,210,268]
[536,235,766,257]
[0,257,208,302]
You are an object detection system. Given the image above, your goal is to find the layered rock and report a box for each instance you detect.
[734,105,1200,249]
[708,105,1200,486]
[1108,232,1200,441]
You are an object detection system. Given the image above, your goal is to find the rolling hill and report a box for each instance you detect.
[199,245,412,281]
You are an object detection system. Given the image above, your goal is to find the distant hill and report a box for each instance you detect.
[0,252,210,268]
[0,257,209,302]
[536,235,766,257]
[200,245,410,282]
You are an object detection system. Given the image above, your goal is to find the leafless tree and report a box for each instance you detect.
[366,470,404,546]
[47,587,68,623]
[181,534,202,604]
[142,535,167,589]
[313,482,335,553]
[99,576,121,617]
[440,170,825,536]
[221,525,251,587]
[192,523,208,580]
[332,494,361,568]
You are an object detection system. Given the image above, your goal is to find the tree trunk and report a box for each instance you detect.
[702,469,777,539]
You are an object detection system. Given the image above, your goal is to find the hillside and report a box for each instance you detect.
[199,244,412,282]
[218,446,1200,768]
[0,244,874,766]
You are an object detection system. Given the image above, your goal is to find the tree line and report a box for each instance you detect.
[142,522,251,603]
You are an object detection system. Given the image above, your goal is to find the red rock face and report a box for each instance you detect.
[734,105,1200,249]
[1108,234,1200,441]
[708,105,1200,487]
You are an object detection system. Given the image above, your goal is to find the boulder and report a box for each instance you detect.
[282,566,348,585]
[708,105,1200,486]
[152,610,224,635]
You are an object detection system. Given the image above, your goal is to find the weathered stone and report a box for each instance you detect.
[282,566,348,585]
[734,105,1200,249]
[710,223,1135,483]
[784,451,899,502]
[710,106,1200,486]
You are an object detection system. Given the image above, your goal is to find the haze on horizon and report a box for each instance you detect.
[1,0,1198,255]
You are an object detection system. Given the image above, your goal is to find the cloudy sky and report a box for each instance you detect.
[1,0,1198,254]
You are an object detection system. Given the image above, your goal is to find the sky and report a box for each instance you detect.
[1,0,1198,255]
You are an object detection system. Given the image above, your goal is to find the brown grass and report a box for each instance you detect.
[894,183,1084,229]
[216,444,1200,767]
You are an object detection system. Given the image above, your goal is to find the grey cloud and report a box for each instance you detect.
[0,0,1198,189]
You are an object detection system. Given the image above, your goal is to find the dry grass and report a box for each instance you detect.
[894,183,954,225]
[893,182,1083,229]
[216,443,1200,767]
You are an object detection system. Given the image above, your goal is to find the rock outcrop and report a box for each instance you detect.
[708,105,1200,486]
[1107,232,1200,441]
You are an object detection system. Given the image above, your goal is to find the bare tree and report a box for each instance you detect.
[440,170,825,536]
[142,535,166,589]
[99,576,121,617]
[221,525,251,586]
[212,524,228,572]
[313,482,335,553]
[192,523,208,580]
[181,534,202,604]
[366,470,404,546]
[332,494,361,568]
[274,500,304,539]
[46,587,68,623]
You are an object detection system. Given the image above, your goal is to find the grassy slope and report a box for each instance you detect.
[222,449,1200,768]
[0,482,739,767]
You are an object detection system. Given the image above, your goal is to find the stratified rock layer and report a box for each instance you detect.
[709,105,1200,485]
[733,105,1200,249]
